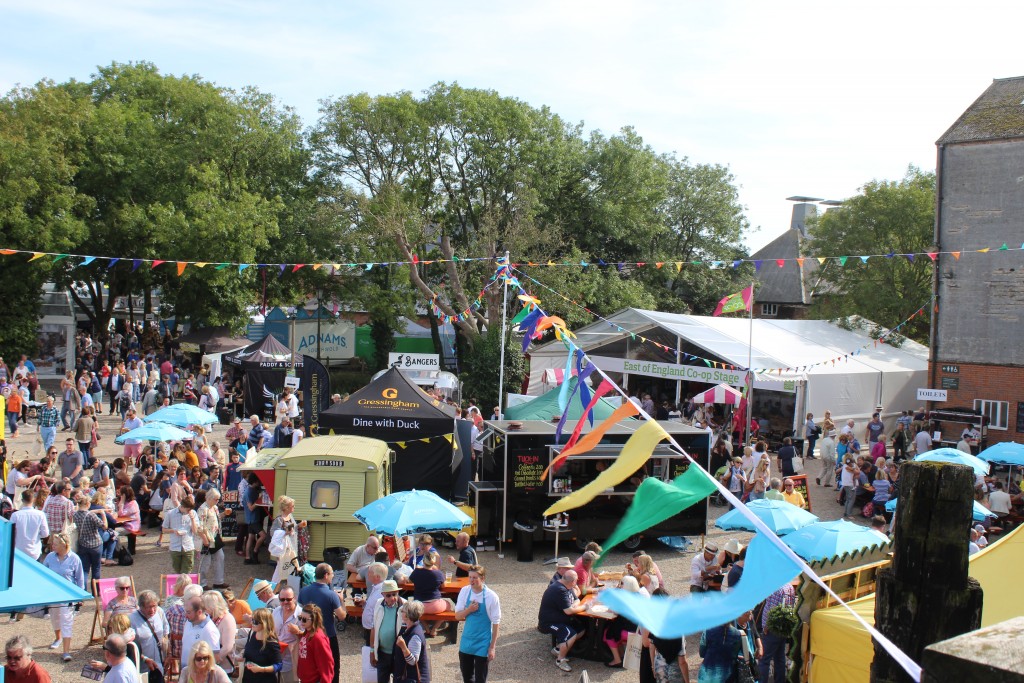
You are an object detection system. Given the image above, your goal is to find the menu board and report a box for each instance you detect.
[511,452,545,491]
[791,473,812,512]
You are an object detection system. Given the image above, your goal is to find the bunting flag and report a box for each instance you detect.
[177,262,187,276]
[599,534,801,638]
[712,284,754,317]
[543,420,668,517]
[557,347,574,413]
[596,469,718,566]
[554,359,596,443]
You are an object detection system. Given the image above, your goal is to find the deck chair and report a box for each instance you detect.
[159,573,200,601]
[91,576,137,644]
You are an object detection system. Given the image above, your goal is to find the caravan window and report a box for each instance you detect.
[310,481,340,510]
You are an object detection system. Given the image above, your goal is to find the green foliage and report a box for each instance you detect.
[807,166,934,342]
[765,604,800,637]
[460,326,525,411]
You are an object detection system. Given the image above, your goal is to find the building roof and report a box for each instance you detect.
[937,77,1024,145]
[749,229,820,305]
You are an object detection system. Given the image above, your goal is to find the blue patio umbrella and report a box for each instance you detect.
[782,520,890,561]
[0,549,92,612]
[354,489,472,537]
[978,442,1024,467]
[144,403,219,427]
[115,423,197,444]
[914,447,990,476]
[715,498,819,536]
[884,497,995,523]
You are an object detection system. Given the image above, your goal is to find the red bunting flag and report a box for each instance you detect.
[151,260,165,269]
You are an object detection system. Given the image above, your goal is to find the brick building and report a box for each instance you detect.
[930,77,1024,444]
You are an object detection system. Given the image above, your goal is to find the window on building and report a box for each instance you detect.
[761,303,779,317]
[310,481,340,509]
[974,399,1009,430]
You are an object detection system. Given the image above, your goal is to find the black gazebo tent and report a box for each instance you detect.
[318,367,458,497]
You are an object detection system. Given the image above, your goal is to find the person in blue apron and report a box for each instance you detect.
[454,566,502,683]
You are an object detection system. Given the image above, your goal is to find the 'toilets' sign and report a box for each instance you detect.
[916,388,948,402]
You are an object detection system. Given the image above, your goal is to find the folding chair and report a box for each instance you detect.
[90,576,137,644]
[159,573,200,601]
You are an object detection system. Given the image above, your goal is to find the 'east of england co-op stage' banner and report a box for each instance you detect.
[587,355,797,393]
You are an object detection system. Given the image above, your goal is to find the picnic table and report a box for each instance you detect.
[347,575,470,598]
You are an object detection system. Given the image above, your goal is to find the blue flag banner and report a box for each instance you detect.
[599,534,801,638]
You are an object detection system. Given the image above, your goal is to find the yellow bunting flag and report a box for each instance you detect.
[817,257,826,265]
[29,252,45,261]
[443,434,453,444]
[396,442,406,449]
[195,262,208,268]
[544,420,669,517]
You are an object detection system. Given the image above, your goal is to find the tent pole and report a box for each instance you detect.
[497,250,510,417]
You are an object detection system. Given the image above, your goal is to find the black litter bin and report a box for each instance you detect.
[322,546,350,570]
[514,522,536,562]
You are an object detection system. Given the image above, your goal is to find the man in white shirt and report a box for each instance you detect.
[285,390,299,419]
[840,419,856,437]
[689,543,721,593]
[181,596,221,669]
[360,562,389,646]
[988,481,1012,516]
[273,586,300,682]
[913,429,933,456]
[11,490,49,559]
[101,634,140,683]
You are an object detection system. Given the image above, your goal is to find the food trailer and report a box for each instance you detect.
[473,420,712,551]
[239,435,393,561]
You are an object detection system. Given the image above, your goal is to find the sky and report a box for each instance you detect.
[3,0,1024,253]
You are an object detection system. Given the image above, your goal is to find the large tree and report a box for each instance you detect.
[40,62,306,334]
[0,81,92,361]
[807,166,935,342]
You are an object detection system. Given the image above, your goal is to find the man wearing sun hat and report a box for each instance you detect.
[690,543,722,593]
[253,579,280,609]
[369,580,406,682]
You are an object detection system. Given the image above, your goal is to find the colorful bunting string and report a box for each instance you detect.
[510,266,933,375]
[0,247,498,275]
[511,244,1024,270]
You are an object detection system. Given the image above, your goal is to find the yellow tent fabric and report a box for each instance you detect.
[809,524,1024,682]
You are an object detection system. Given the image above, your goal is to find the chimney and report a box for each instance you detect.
[786,196,822,238]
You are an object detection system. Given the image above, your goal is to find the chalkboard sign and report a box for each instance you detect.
[511,453,544,491]
[790,473,812,513]
[1017,402,1024,433]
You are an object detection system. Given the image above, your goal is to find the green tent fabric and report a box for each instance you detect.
[505,378,619,422]
[597,466,718,566]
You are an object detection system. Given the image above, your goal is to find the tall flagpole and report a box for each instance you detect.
[743,283,755,448]
[497,251,510,418]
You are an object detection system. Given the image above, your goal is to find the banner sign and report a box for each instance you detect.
[388,352,441,371]
[917,388,947,401]
[301,354,332,437]
[290,320,355,361]
[587,355,797,393]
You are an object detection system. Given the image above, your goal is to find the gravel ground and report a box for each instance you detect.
[3,415,856,682]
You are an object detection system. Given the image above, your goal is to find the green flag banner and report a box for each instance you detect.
[596,466,718,566]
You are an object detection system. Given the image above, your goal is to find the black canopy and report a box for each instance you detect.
[319,367,457,496]
[223,334,302,369]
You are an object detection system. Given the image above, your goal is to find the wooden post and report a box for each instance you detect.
[871,462,983,683]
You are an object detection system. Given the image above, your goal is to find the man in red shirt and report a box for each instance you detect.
[5,636,52,683]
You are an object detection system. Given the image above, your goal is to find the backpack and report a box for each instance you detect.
[118,392,132,412]
[116,542,134,566]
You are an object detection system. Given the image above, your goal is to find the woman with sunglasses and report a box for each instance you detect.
[242,608,282,683]
[295,604,333,683]
[180,641,230,683]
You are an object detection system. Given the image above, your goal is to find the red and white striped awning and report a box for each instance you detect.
[692,383,743,405]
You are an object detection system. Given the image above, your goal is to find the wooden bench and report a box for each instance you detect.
[344,604,459,644]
